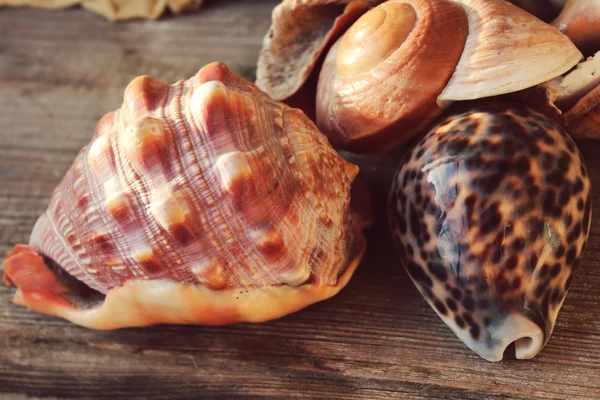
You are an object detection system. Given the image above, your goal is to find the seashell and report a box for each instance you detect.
[256,0,381,102]
[257,0,582,153]
[563,84,600,139]
[545,51,600,111]
[316,0,468,152]
[552,0,600,56]
[388,103,592,361]
[2,62,372,330]
[436,0,580,103]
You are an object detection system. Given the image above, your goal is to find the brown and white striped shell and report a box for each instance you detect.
[3,62,371,329]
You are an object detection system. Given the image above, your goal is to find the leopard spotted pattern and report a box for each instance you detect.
[389,104,592,361]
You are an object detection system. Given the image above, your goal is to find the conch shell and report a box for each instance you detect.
[389,103,592,361]
[257,0,583,153]
[2,62,371,330]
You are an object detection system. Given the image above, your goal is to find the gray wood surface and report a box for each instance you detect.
[0,1,599,399]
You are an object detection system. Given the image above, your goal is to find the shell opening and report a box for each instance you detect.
[444,309,546,362]
[499,336,542,361]
[514,336,536,359]
[3,245,106,311]
[484,313,545,362]
[3,227,369,329]
[41,255,107,309]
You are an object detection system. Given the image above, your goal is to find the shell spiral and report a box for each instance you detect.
[4,63,369,329]
[389,104,592,361]
[257,0,583,153]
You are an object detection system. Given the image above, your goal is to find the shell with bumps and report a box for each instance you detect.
[2,62,371,330]
[388,104,592,361]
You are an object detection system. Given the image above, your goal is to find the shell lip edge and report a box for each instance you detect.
[2,245,107,312]
[426,294,547,362]
[4,216,370,330]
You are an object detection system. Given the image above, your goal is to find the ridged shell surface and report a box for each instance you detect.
[389,104,592,361]
[28,62,361,296]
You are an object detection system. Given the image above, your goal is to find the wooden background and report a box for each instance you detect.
[1,1,599,399]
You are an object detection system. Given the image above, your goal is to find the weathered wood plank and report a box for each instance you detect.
[0,2,599,399]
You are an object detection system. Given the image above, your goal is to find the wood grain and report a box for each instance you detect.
[0,2,599,399]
